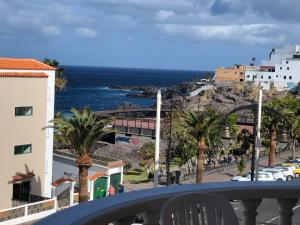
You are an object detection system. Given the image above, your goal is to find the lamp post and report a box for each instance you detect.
[154,90,161,188]
[255,88,263,181]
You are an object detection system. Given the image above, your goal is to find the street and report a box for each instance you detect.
[232,199,300,225]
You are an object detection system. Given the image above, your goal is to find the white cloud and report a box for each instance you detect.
[42,26,61,36]
[155,10,176,21]
[158,23,286,45]
[76,27,97,39]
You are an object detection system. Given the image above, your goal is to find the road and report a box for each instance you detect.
[232,199,300,225]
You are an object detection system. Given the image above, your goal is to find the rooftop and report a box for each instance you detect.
[0,72,48,78]
[0,58,56,70]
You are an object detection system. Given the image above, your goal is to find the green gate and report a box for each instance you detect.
[110,173,121,195]
[94,176,107,199]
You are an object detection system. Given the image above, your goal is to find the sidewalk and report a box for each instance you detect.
[125,150,298,190]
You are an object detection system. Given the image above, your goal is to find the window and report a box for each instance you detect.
[289,76,292,80]
[253,75,257,79]
[240,79,243,82]
[240,72,243,75]
[268,76,271,79]
[283,76,287,80]
[276,75,279,78]
[13,181,30,201]
[15,107,33,116]
[286,61,289,64]
[280,67,282,70]
[261,76,263,79]
[14,144,32,155]
[287,67,289,70]
[247,75,250,78]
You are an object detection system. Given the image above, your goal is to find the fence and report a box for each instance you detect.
[0,199,56,225]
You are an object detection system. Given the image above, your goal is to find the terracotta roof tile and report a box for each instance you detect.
[52,177,75,187]
[0,58,56,70]
[0,72,48,78]
[12,172,35,182]
[88,172,107,181]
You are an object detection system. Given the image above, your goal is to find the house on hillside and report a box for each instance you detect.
[0,58,55,209]
[245,45,300,90]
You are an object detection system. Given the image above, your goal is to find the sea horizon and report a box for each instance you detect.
[55,65,211,113]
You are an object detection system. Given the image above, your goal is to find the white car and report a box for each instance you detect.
[231,171,275,181]
[271,166,294,181]
[259,168,285,181]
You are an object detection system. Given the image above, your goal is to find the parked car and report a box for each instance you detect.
[231,171,276,181]
[279,163,300,169]
[259,168,285,181]
[287,159,300,165]
[293,167,300,178]
[271,166,294,181]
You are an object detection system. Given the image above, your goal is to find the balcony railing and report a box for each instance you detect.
[36,182,300,225]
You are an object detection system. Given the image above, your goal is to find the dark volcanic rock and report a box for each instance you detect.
[117,102,141,110]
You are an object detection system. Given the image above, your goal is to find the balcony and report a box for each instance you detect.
[36,181,300,225]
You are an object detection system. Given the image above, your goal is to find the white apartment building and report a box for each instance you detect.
[245,45,300,90]
[0,58,55,209]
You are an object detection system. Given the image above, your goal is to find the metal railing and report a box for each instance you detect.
[36,182,300,225]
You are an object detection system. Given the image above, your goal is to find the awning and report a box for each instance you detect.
[12,172,35,182]
[52,177,75,187]
[88,172,107,181]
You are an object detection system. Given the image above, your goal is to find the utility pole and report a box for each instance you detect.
[154,90,161,188]
[255,88,263,181]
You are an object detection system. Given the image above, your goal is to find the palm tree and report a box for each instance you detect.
[289,116,300,160]
[262,110,282,167]
[43,58,67,91]
[53,108,110,202]
[250,57,256,66]
[182,110,216,183]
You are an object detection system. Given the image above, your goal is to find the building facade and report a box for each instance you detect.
[214,65,255,83]
[245,45,300,90]
[0,58,55,209]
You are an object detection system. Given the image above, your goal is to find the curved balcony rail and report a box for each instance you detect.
[36,182,300,225]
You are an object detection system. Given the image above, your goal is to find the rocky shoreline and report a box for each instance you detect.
[109,80,296,114]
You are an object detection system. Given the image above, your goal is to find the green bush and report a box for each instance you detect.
[148,172,154,179]
[261,139,271,147]
[125,171,141,175]
[134,168,144,173]
[139,161,146,167]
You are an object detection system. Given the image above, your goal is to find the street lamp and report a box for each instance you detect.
[220,125,232,148]
[277,128,290,156]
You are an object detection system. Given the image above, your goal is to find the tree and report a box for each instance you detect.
[250,57,256,66]
[139,142,155,171]
[162,112,197,172]
[53,108,110,202]
[270,95,300,159]
[43,58,67,91]
[182,109,217,183]
[236,157,246,175]
[237,129,253,155]
[262,103,283,166]
[289,116,300,159]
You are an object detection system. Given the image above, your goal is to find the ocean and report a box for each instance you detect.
[55,66,208,113]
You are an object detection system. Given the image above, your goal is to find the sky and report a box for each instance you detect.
[0,0,300,70]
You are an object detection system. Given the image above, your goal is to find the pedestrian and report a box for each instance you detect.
[108,185,115,196]
[118,183,125,193]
